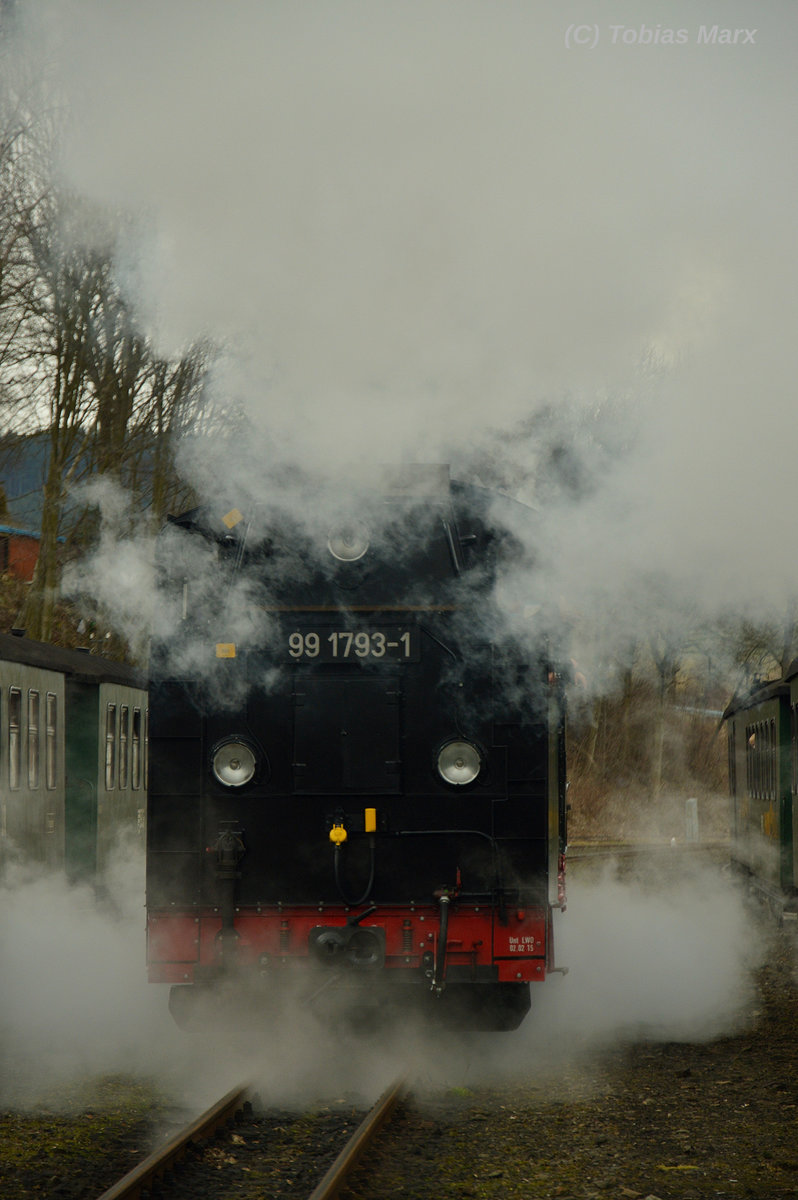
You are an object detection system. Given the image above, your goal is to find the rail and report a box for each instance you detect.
[307,1074,407,1200]
[96,1081,252,1200]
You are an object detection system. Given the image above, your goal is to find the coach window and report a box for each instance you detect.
[759,721,766,800]
[105,703,117,790]
[131,708,141,790]
[758,722,765,799]
[9,687,21,790]
[759,722,765,799]
[762,721,768,799]
[751,724,758,798]
[45,693,57,789]
[119,706,129,789]
[28,690,40,789]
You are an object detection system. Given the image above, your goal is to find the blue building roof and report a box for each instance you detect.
[0,525,66,543]
[0,524,42,539]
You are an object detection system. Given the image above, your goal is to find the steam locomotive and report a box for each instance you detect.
[147,466,567,1030]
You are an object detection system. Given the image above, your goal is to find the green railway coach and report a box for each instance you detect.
[0,632,147,881]
[787,659,798,903]
[725,680,796,914]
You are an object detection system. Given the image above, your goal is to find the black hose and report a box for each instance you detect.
[333,836,376,906]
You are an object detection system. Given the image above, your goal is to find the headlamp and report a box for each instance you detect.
[327,523,370,562]
[437,739,482,786]
[211,739,257,787]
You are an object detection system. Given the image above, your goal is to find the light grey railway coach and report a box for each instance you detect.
[0,632,147,880]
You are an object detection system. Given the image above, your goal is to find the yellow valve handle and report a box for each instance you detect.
[329,823,348,846]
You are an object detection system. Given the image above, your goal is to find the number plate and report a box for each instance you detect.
[287,628,420,662]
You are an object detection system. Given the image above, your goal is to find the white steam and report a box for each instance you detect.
[12,0,797,643]
[0,854,176,1107]
[0,851,766,1109]
[452,856,767,1088]
[544,861,760,1045]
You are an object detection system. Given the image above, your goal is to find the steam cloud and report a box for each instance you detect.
[0,852,762,1111]
[16,0,798,635]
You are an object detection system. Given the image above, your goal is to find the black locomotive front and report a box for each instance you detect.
[146,466,567,1030]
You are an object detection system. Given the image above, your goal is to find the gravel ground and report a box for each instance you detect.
[345,923,798,1199]
[2,856,796,1199]
[0,1076,169,1199]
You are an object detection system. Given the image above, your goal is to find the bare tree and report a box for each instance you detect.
[0,26,50,421]
[0,17,219,648]
[18,200,108,638]
[648,631,682,796]
[144,340,215,528]
[83,252,150,483]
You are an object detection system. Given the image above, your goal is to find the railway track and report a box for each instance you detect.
[96,1074,407,1200]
